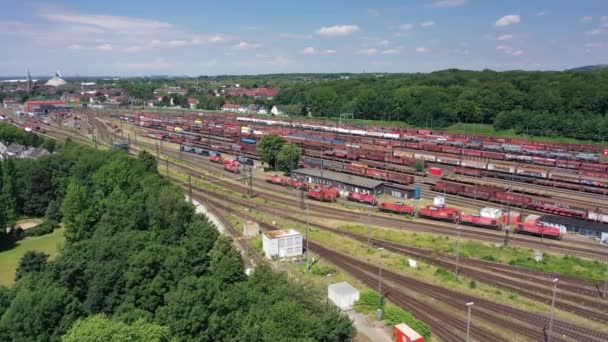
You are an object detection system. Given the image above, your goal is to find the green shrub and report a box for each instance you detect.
[382,306,432,340]
[469,280,477,289]
[354,290,384,313]
[23,220,58,238]
[434,267,459,283]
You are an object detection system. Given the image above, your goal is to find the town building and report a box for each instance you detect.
[539,215,608,239]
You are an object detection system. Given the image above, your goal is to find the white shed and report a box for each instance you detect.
[262,229,302,259]
[328,282,360,311]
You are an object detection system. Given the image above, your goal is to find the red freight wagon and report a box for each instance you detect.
[483,151,506,160]
[379,202,415,215]
[428,167,442,176]
[388,172,415,185]
[533,157,556,166]
[459,213,500,230]
[453,166,482,177]
[393,323,424,342]
[405,142,420,150]
[345,163,367,175]
[580,170,608,179]
[532,204,586,218]
[494,192,532,206]
[418,205,459,222]
[366,168,388,179]
[556,160,581,169]
[462,186,497,201]
[462,149,483,157]
[432,181,465,194]
[441,146,462,154]
[517,222,561,239]
[346,192,377,205]
[581,163,608,172]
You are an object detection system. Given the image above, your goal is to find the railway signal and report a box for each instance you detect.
[465,302,474,342]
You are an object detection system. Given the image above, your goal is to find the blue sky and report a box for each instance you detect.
[1,0,607,76]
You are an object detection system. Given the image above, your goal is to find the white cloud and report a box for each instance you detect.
[40,12,173,32]
[68,44,83,50]
[584,42,602,48]
[231,41,263,50]
[497,34,513,41]
[585,29,603,35]
[602,16,608,22]
[301,47,316,55]
[415,47,428,53]
[96,43,113,51]
[511,50,523,56]
[381,49,400,55]
[495,15,521,27]
[317,25,360,37]
[537,11,546,17]
[496,45,512,52]
[581,16,593,23]
[431,0,467,8]
[115,58,174,70]
[279,32,313,39]
[399,23,415,30]
[324,49,337,54]
[378,39,390,46]
[420,21,435,28]
[357,48,377,55]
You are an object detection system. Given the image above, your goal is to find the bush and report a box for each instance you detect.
[434,267,459,283]
[354,290,384,313]
[469,280,477,289]
[382,306,432,340]
[23,220,58,238]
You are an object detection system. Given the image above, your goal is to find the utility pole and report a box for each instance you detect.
[367,208,372,249]
[455,226,462,279]
[156,143,159,159]
[188,176,193,204]
[248,165,253,198]
[165,159,169,177]
[604,256,608,301]
[466,302,474,342]
[305,203,310,272]
[377,247,384,320]
[548,278,559,342]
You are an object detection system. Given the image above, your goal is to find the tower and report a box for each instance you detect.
[26,68,33,93]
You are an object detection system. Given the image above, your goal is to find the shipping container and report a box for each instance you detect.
[428,167,442,176]
[393,323,424,342]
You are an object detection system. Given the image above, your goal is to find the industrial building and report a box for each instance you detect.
[328,282,360,311]
[539,215,608,240]
[381,183,420,199]
[293,168,384,195]
[262,229,302,259]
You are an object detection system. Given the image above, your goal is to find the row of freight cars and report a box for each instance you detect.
[301,156,415,185]
[264,173,562,238]
[180,144,255,165]
[431,180,608,223]
[236,116,606,162]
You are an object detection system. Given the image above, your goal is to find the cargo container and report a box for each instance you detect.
[428,167,442,176]
[346,192,377,205]
[379,202,415,215]
[241,138,257,144]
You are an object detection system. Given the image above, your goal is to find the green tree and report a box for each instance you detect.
[15,251,49,281]
[138,150,158,173]
[257,134,285,169]
[61,180,96,244]
[208,236,245,285]
[62,314,170,342]
[413,161,425,173]
[277,142,301,174]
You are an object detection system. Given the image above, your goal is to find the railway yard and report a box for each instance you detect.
[3,107,608,342]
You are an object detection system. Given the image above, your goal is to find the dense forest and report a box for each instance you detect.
[0,126,354,341]
[273,69,608,141]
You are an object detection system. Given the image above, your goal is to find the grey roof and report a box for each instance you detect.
[22,148,49,158]
[6,143,26,155]
[294,167,384,189]
[328,281,358,295]
[540,215,608,233]
[0,142,7,154]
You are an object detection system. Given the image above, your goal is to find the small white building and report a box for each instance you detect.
[270,105,283,116]
[328,282,360,310]
[243,221,260,237]
[262,229,302,259]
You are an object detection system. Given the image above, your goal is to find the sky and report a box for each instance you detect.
[0,0,607,76]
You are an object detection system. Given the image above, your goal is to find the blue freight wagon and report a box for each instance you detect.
[242,138,257,144]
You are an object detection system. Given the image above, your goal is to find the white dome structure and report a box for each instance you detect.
[45,71,67,87]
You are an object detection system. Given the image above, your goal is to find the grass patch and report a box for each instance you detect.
[509,254,607,281]
[354,290,431,341]
[0,227,65,287]
[338,223,605,282]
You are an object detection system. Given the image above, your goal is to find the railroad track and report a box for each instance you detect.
[197,191,607,342]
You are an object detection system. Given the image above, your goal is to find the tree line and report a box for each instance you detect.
[0,138,354,341]
[273,69,608,141]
